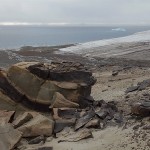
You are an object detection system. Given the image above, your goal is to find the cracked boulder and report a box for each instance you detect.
[18,114,54,137]
[0,61,96,111]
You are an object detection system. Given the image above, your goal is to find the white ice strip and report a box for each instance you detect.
[60,30,150,54]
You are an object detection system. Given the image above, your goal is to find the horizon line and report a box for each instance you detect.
[0,22,150,26]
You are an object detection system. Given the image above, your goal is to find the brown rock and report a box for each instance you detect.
[0,110,15,125]
[0,124,22,150]
[58,128,93,142]
[85,118,100,128]
[95,109,108,119]
[13,112,33,128]
[75,110,95,130]
[18,114,54,137]
[28,61,96,86]
[54,119,76,133]
[17,142,47,150]
[28,135,45,144]
[0,70,49,112]
[50,92,79,108]
[0,61,96,111]
[112,70,119,76]
[52,108,78,120]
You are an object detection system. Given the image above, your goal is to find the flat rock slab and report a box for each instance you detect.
[50,92,79,108]
[58,128,93,142]
[0,124,22,150]
[53,108,79,120]
[54,119,76,133]
[18,114,54,137]
[75,110,95,130]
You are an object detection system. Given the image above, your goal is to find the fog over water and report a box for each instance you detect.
[0,0,150,25]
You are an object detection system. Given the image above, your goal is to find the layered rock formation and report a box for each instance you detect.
[0,61,96,111]
[0,61,126,150]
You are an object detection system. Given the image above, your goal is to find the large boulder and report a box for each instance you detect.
[0,61,96,111]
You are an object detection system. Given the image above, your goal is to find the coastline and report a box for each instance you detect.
[1,30,150,68]
[1,30,150,150]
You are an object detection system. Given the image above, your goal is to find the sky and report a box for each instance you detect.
[0,0,150,25]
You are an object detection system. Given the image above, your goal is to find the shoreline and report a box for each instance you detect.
[1,30,150,69]
[1,31,150,150]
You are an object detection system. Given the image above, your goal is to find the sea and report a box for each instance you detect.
[0,25,150,49]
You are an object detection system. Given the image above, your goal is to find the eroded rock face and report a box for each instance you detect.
[0,61,96,111]
[18,114,54,137]
[0,124,22,150]
[28,61,96,85]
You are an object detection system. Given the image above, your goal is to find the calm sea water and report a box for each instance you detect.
[0,26,150,49]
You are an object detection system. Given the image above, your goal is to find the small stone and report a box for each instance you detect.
[13,112,33,128]
[95,109,108,119]
[125,86,139,93]
[112,71,119,76]
[85,118,100,128]
[28,135,45,144]
[147,140,150,146]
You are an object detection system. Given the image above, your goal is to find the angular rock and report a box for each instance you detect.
[54,119,76,133]
[0,110,15,125]
[141,101,150,107]
[28,62,49,80]
[25,146,52,150]
[3,61,95,110]
[0,69,49,112]
[18,114,54,137]
[17,142,48,150]
[13,112,33,128]
[112,70,119,76]
[75,110,95,130]
[85,118,100,128]
[50,92,79,108]
[113,112,123,123]
[0,124,22,150]
[16,138,28,149]
[37,147,53,150]
[58,128,93,142]
[125,86,139,93]
[7,62,45,103]
[28,135,45,144]
[0,91,29,112]
[56,127,72,138]
[28,61,96,86]
[138,79,150,91]
[95,109,108,119]
[52,108,62,120]
[125,79,150,94]
[53,108,78,120]
[131,102,150,117]
[0,70,23,103]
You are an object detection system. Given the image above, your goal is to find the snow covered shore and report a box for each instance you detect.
[60,30,150,54]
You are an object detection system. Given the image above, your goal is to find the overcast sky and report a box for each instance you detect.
[0,0,150,25]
